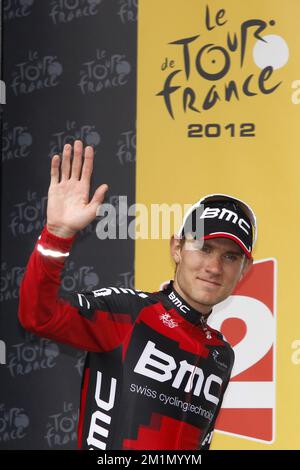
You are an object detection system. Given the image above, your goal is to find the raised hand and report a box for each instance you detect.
[47,140,108,238]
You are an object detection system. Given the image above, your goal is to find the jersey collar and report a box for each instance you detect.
[159,281,212,326]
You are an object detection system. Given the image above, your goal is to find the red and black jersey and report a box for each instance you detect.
[18,226,234,450]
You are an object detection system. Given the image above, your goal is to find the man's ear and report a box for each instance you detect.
[239,256,254,280]
[170,234,182,265]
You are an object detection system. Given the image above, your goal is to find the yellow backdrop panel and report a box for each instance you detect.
[136,0,300,449]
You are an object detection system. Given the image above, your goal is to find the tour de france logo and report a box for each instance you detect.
[156,4,289,138]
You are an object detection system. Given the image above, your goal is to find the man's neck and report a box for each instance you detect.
[173,279,212,316]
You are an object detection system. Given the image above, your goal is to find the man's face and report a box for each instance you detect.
[171,236,253,314]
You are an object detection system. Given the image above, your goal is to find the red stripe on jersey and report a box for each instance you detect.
[122,413,202,450]
[135,304,224,356]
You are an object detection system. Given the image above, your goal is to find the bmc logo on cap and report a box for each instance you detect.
[208,259,276,444]
[201,207,251,235]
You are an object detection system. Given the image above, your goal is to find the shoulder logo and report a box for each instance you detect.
[92,287,148,298]
[212,350,229,370]
[159,312,178,328]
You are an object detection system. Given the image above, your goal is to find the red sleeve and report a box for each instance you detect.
[18,226,133,352]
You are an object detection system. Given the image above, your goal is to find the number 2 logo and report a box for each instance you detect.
[208,258,277,443]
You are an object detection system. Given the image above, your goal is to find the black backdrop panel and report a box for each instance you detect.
[1,0,137,450]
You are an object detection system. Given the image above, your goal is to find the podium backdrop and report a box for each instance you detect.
[135,0,300,450]
[1,0,300,450]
